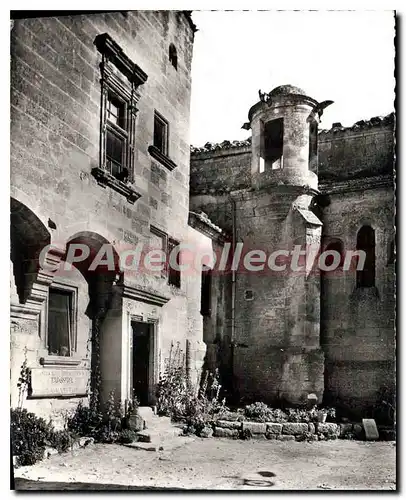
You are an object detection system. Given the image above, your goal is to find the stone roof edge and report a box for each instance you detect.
[188,211,229,243]
[190,112,395,156]
[318,112,395,138]
[320,173,394,195]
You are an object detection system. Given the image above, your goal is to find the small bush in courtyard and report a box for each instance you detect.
[118,429,137,443]
[49,429,74,453]
[244,402,274,422]
[156,342,228,435]
[66,400,103,437]
[11,408,54,466]
[66,391,124,444]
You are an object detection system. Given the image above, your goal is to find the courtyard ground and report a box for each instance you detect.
[13,437,396,491]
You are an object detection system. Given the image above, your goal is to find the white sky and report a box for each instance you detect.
[189,10,395,147]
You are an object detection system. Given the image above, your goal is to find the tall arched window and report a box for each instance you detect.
[356,225,375,288]
[169,44,178,70]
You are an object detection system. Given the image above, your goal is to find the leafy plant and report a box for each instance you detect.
[156,342,228,435]
[244,402,274,422]
[49,429,73,453]
[17,352,30,410]
[118,429,137,444]
[11,408,54,466]
[66,391,124,444]
[156,342,188,420]
[125,391,139,418]
[66,400,103,437]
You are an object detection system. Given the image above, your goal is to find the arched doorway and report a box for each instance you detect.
[65,232,122,408]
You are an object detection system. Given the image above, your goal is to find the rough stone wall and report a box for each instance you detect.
[10,11,196,417]
[318,119,394,181]
[189,116,395,410]
[189,116,394,194]
[229,188,324,405]
[190,146,251,194]
[320,184,395,411]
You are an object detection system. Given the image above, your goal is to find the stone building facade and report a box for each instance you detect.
[190,85,395,413]
[10,11,209,424]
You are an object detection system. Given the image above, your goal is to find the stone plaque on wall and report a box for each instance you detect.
[30,368,89,398]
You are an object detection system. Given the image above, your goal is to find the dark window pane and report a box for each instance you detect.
[48,289,72,356]
[154,114,167,154]
[168,239,181,288]
[106,129,124,176]
[356,226,375,288]
[200,265,212,316]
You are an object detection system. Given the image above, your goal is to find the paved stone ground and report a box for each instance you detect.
[12,438,396,491]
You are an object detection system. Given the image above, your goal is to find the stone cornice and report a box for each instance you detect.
[120,283,170,307]
[91,167,142,204]
[188,212,229,243]
[148,145,177,171]
[94,33,148,87]
[320,174,394,195]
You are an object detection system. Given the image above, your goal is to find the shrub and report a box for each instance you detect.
[156,342,188,420]
[156,342,228,435]
[118,429,137,444]
[244,402,273,422]
[49,429,73,453]
[66,391,124,444]
[11,408,54,466]
[66,400,103,437]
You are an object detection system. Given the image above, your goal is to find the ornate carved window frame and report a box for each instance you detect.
[92,33,148,204]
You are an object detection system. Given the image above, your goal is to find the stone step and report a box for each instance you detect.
[137,406,155,421]
[136,426,183,443]
[124,435,195,452]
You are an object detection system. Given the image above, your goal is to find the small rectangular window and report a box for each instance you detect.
[168,238,181,288]
[153,112,169,156]
[150,225,168,278]
[149,226,181,287]
[47,287,75,357]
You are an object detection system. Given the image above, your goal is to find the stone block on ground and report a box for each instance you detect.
[221,411,242,422]
[265,434,278,440]
[44,446,59,458]
[296,434,318,442]
[353,423,365,439]
[266,423,282,435]
[316,423,340,438]
[216,420,242,430]
[78,437,94,447]
[339,423,353,437]
[277,434,295,441]
[282,423,308,435]
[213,427,239,438]
[379,429,396,441]
[242,422,267,434]
[362,419,379,440]
[199,426,213,438]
